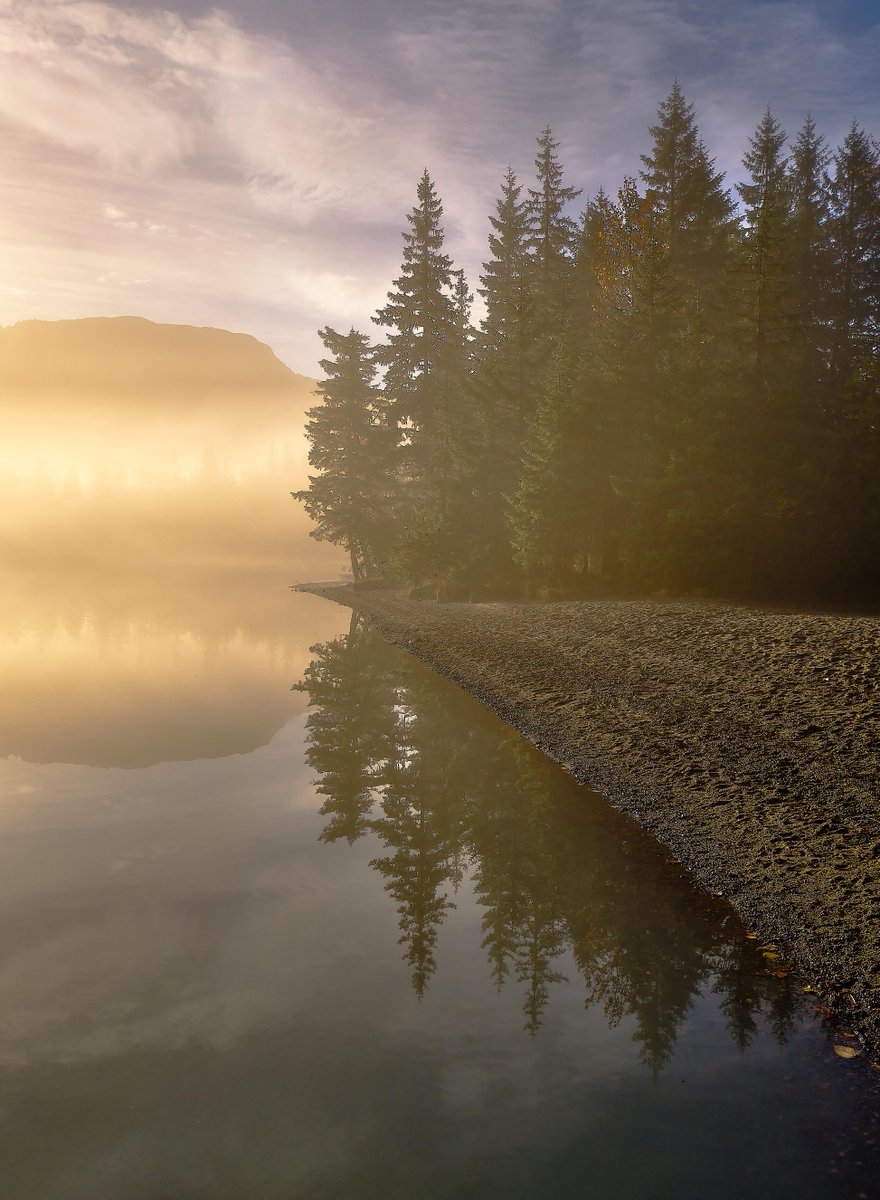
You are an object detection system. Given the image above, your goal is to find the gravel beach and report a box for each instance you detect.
[300,584,880,1058]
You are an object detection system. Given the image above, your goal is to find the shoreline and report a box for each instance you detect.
[299,582,880,1060]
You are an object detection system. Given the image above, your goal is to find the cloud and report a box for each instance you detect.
[0,0,877,372]
[0,1,423,223]
[96,268,152,287]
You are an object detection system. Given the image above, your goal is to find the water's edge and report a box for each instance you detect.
[297,582,880,1063]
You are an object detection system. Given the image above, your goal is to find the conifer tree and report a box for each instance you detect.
[823,123,880,588]
[293,327,394,579]
[787,114,833,402]
[373,171,475,586]
[471,168,537,582]
[640,83,734,288]
[480,168,534,363]
[626,85,738,586]
[374,170,457,436]
[828,122,880,380]
[737,109,791,380]
[527,127,582,336]
[639,83,735,407]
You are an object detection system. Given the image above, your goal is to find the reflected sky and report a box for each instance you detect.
[0,584,878,1199]
[0,573,346,767]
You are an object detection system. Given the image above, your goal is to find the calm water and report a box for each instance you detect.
[1,572,878,1199]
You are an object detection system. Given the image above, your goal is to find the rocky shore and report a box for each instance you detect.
[300,583,880,1060]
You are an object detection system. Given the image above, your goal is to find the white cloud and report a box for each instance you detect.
[0,0,877,372]
[0,1,421,221]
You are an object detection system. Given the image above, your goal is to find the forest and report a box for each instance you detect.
[296,85,880,601]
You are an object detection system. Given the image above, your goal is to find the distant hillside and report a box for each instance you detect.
[0,316,317,418]
[0,314,341,572]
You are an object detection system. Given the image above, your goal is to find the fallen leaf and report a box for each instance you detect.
[745,932,758,940]
[763,951,779,959]
[802,985,819,994]
[834,1044,860,1059]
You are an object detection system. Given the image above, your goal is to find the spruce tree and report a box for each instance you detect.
[639,83,735,405]
[374,169,457,437]
[828,122,880,380]
[373,171,474,587]
[787,114,833,403]
[472,168,536,584]
[737,109,791,380]
[629,84,738,588]
[527,127,582,337]
[824,123,880,589]
[293,326,394,580]
[640,82,734,288]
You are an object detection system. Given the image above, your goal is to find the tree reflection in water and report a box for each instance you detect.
[296,618,795,1071]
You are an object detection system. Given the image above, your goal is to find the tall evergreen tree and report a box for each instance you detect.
[639,82,735,410]
[639,82,734,290]
[373,171,475,587]
[823,123,880,589]
[374,170,457,437]
[737,109,791,380]
[628,84,739,588]
[527,127,582,338]
[787,113,833,405]
[471,168,537,583]
[828,122,880,380]
[293,326,394,579]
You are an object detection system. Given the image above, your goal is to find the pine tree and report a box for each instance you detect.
[373,171,475,587]
[624,85,739,588]
[823,123,880,590]
[293,327,394,579]
[787,114,833,402]
[527,127,582,338]
[373,169,456,458]
[737,109,791,380]
[471,168,537,584]
[639,83,735,402]
[640,83,734,290]
[828,122,880,380]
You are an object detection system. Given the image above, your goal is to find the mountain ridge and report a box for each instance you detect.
[0,316,316,405]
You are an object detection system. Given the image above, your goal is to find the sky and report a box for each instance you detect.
[1,0,878,374]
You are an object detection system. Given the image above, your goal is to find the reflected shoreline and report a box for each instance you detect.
[298,616,806,1069]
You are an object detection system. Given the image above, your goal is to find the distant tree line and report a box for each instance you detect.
[295,85,880,600]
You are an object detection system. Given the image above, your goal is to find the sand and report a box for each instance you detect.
[300,584,880,1058]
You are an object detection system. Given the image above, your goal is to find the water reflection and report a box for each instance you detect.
[299,617,800,1068]
[0,569,347,767]
[1,585,878,1199]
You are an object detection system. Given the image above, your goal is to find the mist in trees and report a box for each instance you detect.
[297,86,880,602]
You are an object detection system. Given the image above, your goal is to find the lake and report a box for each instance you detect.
[0,570,878,1199]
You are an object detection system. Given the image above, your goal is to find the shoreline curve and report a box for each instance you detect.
[297,582,880,1060]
